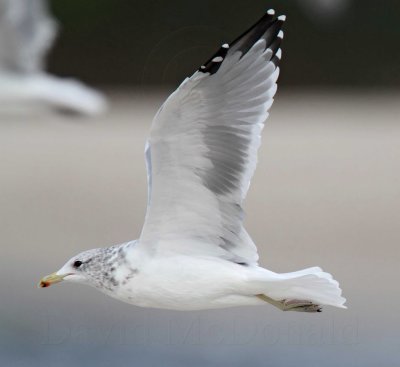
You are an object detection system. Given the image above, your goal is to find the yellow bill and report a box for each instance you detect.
[38,272,68,288]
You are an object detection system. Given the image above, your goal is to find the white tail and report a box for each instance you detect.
[254,267,346,308]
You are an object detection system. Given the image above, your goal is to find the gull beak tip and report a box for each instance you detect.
[38,280,47,288]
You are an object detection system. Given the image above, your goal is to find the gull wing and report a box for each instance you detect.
[139,10,285,265]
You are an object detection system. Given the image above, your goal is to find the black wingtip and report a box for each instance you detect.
[199,11,286,75]
[198,43,230,75]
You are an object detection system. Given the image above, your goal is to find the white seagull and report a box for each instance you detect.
[0,0,107,116]
[39,10,346,312]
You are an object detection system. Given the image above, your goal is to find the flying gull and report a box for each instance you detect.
[0,0,107,116]
[39,10,346,312]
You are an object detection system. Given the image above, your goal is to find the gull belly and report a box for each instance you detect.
[104,255,265,311]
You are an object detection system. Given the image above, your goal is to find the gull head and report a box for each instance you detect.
[38,247,111,289]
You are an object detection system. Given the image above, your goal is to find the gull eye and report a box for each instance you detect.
[73,260,83,269]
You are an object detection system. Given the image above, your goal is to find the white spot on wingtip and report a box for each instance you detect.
[278,15,286,21]
[267,9,275,15]
[200,65,206,69]
[276,49,282,59]
[278,30,284,39]
[222,43,229,48]
[212,56,224,62]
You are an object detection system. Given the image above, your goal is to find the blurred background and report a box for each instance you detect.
[1,0,399,366]
[48,0,400,88]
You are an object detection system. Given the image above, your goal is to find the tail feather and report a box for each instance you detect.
[252,267,346,309]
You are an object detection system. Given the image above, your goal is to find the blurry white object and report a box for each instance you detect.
[0,72,107,115]
[0,0,107,116]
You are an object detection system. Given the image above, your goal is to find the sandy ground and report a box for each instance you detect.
[0,90,399,366]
